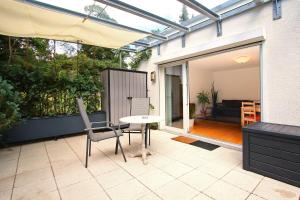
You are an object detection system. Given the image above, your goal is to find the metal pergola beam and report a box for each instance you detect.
[132,41,150,47]
[121,47,137,52]
[177,0,222,36]
[149,34,168,41]
[272,0,281,20]
[177,0,220,21]
[95,0,189,32]
[150,0,270,47]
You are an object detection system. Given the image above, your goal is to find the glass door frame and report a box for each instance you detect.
[159,62,189,134]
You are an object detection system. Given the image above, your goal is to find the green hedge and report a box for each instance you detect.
[0,76,21,133]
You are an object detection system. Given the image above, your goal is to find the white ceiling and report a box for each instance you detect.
[189,46,260,71]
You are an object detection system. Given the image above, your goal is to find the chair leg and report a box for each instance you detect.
[85,136,89,168]
[148,129,151,146]
[145,125,148,148]
[128,132,131,145]
[89,139,92,156]
[117,137,127,162]
[115,138,119,155]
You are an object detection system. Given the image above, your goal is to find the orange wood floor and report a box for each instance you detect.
[190,119,242,145]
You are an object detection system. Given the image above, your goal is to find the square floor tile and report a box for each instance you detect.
[122,161,157,177]
[178,154,208,168]
[87,157,120,176]
[0,147,20,162]
[247,194,265,200]
[137,168,174,190]
[203,180,249,200]
[253,177,300,200]
[60,178,108,200]
[234,165,264,179]
[12,177,57,200]
[147,153,173,168]
[198,161,235,179]
[106,179,150,200]
[53,162,92,188]
[0,190,12,200]
[192,193,213,200]
[17,155,50,174]
[96,168,133,189]
[138,192,161,200]
[14,167,53,188]
[0,159,18,179]
[179,169,218,191]
[161,161,193,178]
[155,180,198,200]
[222,169,263,192]
[14,190,60,200]
[0,176,14,192]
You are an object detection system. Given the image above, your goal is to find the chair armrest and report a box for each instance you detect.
[90,121,108,125]
[113,122,130,130]
[84,126,112,131]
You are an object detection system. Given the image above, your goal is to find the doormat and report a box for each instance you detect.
[172,136,219,151]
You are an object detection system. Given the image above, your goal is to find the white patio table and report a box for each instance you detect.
[119,115,162,164]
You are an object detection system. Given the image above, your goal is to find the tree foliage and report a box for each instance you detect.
[0,37,106,118]
[129,49,152,70]
[0,76,21,133]
[0,10,127,120]
[0,4,134,131]
[84,4,116,22]
[179,5,189,22]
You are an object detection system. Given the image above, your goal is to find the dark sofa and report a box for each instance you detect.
[214,100,251,118]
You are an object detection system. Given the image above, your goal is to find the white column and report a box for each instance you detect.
[158,66,166,130]
[182,62,189,134]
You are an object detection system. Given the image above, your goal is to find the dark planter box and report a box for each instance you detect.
[243,122,300,187]
[3,111,106,144]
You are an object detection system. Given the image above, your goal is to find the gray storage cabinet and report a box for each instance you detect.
[101,68,147,125]
[243,122,300,187]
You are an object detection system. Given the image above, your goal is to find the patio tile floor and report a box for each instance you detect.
[0,130,299,200]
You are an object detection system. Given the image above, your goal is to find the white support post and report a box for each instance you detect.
[158,67,166,130]
[182,62,189,134]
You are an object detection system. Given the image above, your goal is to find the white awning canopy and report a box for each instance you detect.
[0,0,149,49]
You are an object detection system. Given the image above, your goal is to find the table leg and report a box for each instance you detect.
[128,123,151,164]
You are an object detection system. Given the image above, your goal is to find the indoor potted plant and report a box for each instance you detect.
[210,82,219,118]
[197,90,210,118]
[189,103,196,127]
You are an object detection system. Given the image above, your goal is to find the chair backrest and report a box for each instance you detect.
[242,101,255,110]
[77,98,91,130]
[241,101,256,116]
[130,98,150,116]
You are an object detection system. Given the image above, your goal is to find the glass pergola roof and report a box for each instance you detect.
[28,0,267,51]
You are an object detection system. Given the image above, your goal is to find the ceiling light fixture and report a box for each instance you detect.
[234,56,250,64]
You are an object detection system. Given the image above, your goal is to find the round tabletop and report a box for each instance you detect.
[120,115,163,124]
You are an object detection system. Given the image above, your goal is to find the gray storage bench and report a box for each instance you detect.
[243,122,300,187]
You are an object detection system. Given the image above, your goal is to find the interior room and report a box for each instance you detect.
[188,46,261,145]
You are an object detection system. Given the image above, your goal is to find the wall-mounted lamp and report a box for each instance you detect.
[150,71,156,82]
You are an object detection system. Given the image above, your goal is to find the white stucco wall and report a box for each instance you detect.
[188,68,213,115]
[138,0,300,126]
[213,67,260,101]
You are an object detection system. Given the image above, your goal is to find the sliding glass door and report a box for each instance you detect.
[165,65,183,129]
